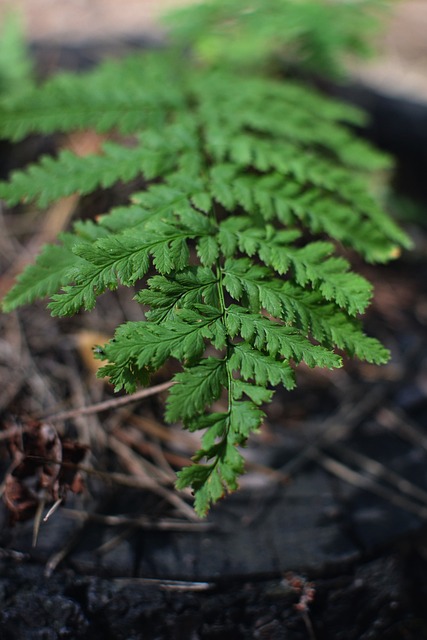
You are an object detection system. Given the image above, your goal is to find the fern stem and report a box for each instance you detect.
[211,268,232,441]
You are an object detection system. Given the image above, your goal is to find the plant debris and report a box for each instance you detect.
[2,418,87,524]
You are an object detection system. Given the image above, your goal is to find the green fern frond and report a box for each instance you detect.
[165,358,228,422]
[219,220,373,314]
[136,268,219,323]
[0,136,177,207]
[164,0,384,74]
[0,0,410,516]
[226,306,342,368]
[0,52,185,141]
[1,234,84,312]
[0,13,33,97]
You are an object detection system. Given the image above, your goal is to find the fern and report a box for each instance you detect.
[0,0,411,516]
[164,0,383,74]
[0,13,34,97]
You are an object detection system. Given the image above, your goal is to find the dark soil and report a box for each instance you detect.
[1,548,427,639]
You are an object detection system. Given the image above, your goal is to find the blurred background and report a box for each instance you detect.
[0,0,426,101]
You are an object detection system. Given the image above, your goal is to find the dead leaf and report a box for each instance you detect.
[2,418,87,524]
[4,475,38,524]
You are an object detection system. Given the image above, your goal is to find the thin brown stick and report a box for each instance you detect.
[129,414,195,447]
[110,429,175,484]
[42,380,175,423]
[94,526,136,556]
[15,456,174,490]
[68,463,173,490]
[311,450,427,519]
[330,442,427,506]
[377,407,427,453]
[61,508,213,531]
[279,384,388,480]
[112,425,190,477]
[107,436,199,521]
[101,576,214,592]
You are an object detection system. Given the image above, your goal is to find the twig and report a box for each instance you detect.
[279,384,388,479]
[32,498,46,547]
[15,456,174,490]
[311,450,427,519]
[377,406,427,453]
[94,526,136,556]
[68,463,174,490]
[0,548,29,561]
[112,425,189,478]
[245,460,291,485]
[302,611,317,640]
[43,498,63,522]
[108,577,215,592]
[61,508,213,531]
[42,380,175,422]
[111,428,176,483]
[330,442,427,506]
[129,413,196,447]
[107,435,199,521]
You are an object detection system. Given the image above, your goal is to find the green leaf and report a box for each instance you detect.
[226,306,341,369]
[230,343,296,390]
[191,191,212,213]
[2,234,83,311]
[98,307,224,389]
[278,283,390,364]
[176,439,245,517]
[165,0,383,75]
[197,235,219,266]
[231,380,273,405]
[0,139,175,208]
[223,258,288,317]
[220,223,373,314]
[257,239,372,314]
[166,358,228,423]
[209,164,237,209]
[0,52,186,141]
[48,227,197,316]
[228,399,265,442]
[137,267,219,322]
[0,13,33,97]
